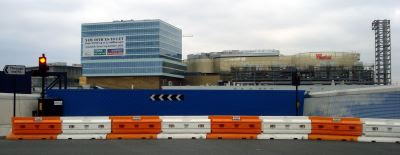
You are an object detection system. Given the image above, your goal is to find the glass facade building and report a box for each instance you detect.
[81,19,185,78]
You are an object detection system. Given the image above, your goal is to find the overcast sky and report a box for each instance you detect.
[0,0,399,82]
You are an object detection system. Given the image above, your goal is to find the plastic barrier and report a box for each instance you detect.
[362,118,400,137]
[57,134,107,140]
[106,134,157,139]
[11,117,62,134]
[157,134,207,139]
[209,116,261,134]
[259,116,311,134]
[160,116,210,134]
[6,133,57,140]
[308,134,358,141]
[309,116,362,136]
[6,116,400,143]
[61,117,111,134]
[107,116,161,139]
[257,134,308,140]
[207,134,258,139]
[109,116,161,134]
[358,136,400,143]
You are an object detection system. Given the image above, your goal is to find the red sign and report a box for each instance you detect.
[316,54,332,60]
[107,49,124,56]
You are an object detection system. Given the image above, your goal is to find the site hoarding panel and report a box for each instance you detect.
[47,89,305,116]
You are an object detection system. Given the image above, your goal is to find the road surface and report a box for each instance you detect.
[0,139,399,155]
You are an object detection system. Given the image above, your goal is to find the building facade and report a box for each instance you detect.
[185,50,374,85]
[81,19,185,89]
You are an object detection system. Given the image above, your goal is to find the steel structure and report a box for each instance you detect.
[229,65,374,85]
[372,20,391,85]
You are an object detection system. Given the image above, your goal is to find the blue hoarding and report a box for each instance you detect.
[47,89,305,116]
[0,71,31,94]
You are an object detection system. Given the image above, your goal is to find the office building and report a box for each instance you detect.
[80,19,185,89]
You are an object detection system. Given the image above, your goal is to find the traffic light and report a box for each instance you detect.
[38,54,48,75]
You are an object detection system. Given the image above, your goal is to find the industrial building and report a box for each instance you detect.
[26,62,82,89]
[80,19,186,89]
[185,50,374,85]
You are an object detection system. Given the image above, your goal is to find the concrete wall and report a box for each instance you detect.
[184,74,221,86]
[0,93,39,137]
[85,76,161,89]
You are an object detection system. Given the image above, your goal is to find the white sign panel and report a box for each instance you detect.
[82,36,126,57]
[3,65,26,75]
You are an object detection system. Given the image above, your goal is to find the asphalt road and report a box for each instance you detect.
[0,139,399,155]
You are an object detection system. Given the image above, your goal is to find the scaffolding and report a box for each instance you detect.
[229,65,374,85]
[372,20,391,85]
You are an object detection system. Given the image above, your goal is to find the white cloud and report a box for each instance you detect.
[0,0,399,81]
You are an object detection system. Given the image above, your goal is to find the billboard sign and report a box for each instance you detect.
[315,53,332,60]
[82,36,126,57]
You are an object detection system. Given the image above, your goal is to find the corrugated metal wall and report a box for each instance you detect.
[304,86,400,118]
[47,89,304,116]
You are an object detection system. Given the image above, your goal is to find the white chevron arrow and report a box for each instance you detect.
[159,94,164,101]
[150,94,156,101]
[167,94,173,101]
[176,94,181,101]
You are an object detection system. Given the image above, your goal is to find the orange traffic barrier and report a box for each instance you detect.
[209,116,261,134]
[308,134,358,142]
[6,132,57,140]
[309,116,362,136]
[106,134,157,139]
[207,134,258,139]
[110,116,161,134]
[12,117,62,134]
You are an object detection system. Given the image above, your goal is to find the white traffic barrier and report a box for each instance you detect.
[160,116,210,134]
[57,134,107,140]
[61,116,111,134]
[259,116,311,134]
[257,134,308,140]
[157,134,207,139]
[358,136,400,143]
[362,118,400,137]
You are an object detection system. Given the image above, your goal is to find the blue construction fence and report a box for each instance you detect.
[47,89,305,116]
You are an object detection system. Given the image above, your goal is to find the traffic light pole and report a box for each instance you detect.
[41,74,45,99]
[295,84,299,116]
[38,74,45,116]
[37,53,48,116]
